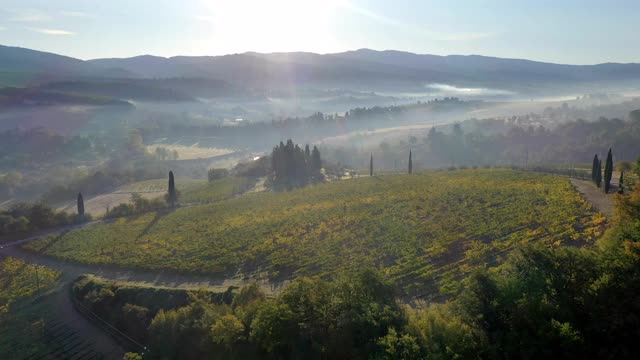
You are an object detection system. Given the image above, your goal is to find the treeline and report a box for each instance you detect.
[136,98,473,151]
[271,140,322,189]
[324,113,640,171]
[0,202,89,237]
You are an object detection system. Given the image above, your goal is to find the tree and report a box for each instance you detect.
[592,154,599,182]
[77,192,84,216]
[596,160,602,188]
[408,150,413,174]
[210,314,246,350]
[208,168,229,182]
[604,148,613,193]
[370,153,374,177]
[618,170,624,194]
[167,171,177,207]
[311,146,322,176]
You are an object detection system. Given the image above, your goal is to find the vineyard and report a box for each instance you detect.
[0,257,60,314]
[0,258,103,359]
[179,176,257,204]
[24,169,605,298]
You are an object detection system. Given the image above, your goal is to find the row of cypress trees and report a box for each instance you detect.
[271,140,322,189]
[591,148,619,193]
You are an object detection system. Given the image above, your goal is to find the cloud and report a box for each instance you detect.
[0,26,6,31]
[29,27,75,35]
[60,11,89,18]
[10,14,50,22]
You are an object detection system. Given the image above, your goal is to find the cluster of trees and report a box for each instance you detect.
[105,171,178,218]
[324,113,640,171]
[271,140,322,189]
[153,147,179,161]
[0,202,89,236]
[592,149,618,193]
[136,98,473,152]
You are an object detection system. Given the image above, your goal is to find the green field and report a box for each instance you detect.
[24,170,604,298]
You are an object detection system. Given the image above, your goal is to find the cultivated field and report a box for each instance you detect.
[57,178,206,216]
[0,257,60,314]
[25,170,605,298]
[146,144,234,160]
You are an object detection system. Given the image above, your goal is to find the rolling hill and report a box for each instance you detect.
[23,170,605,300]
[3,44,640,97]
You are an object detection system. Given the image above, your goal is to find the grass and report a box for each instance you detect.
[24,169,604,299]
[117,178,206,193]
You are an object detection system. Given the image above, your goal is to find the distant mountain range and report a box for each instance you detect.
[2,44,640,101]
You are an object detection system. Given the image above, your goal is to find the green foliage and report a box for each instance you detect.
[123,353,143,360]
[167,171,177,207]
[271,139,323,190]
[77,192,85,216]
[25,170,602,299]
[0,257,60,314]
[211,314,246,349]
[604,148,613,193]
[0,202,83,236]
[208,168,230,182]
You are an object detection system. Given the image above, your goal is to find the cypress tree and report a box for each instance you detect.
[370,153,373,177]
[168,170,177,207]
[596,160,602,188]
[311,146,322,175]
[604,148,613,193]
[591,154,598,182]
[408,150,413,174]
[618,170,624,194]
[77,192,84,216]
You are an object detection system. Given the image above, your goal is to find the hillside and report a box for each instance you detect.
[4,45,640,95]
[23,169,604,299]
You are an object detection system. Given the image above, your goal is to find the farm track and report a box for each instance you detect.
[570,179,615,218]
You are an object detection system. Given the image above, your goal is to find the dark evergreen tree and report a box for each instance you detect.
[596,160,602,188]
[408,150,413,174]
[618,170,625,194]
[604,148,613,193]
[311,146,322,176]
[305,144,311,162]
[167,170,177,207]
[271,140,322,189]
[592,154,599,182]
[77,192,84,216]
[370,153,373,176]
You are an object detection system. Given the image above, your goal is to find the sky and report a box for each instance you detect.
[0,0,638,64]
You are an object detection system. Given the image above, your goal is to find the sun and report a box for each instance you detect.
[198,0,345,54]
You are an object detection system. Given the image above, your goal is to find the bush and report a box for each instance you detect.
[208,168,230,182]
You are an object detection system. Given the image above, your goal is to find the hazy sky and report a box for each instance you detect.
[0,0,638,64]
